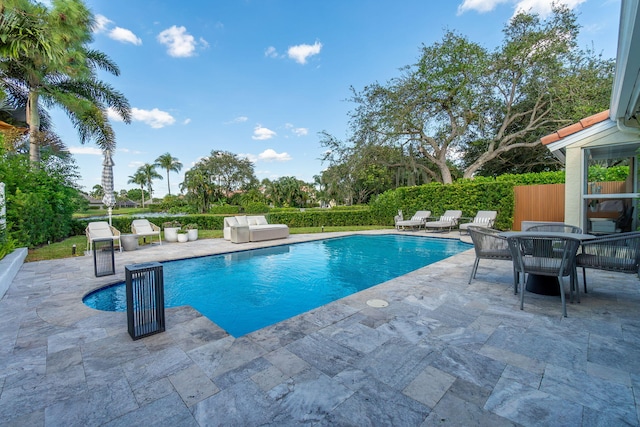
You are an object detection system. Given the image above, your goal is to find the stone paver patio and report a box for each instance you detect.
[1,230,639,426]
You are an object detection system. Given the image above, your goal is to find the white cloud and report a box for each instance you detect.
[93,14,112,33]
[252,125,276,140]
[183,118,192,125]
[108,107,175,128]
[258,149,291,162]
[109,27,142,45]
[287,41,322,64]
[513,0,586,17]
[226,116,248,124]
[457,0,586,17]
[239,153,258,163]
[93,15,141,45]
[128,161,145,169]
[69,146,102,155]
[265,46,278,58]
[457,0,508,14]
[286,123,308,136]
[157,25,204,57]
[118,148,143,154]
[131,108,176,128]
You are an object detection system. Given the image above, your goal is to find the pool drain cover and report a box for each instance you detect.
[366,299,389,308]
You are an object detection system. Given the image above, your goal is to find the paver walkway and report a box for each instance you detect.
[1,230,639,426]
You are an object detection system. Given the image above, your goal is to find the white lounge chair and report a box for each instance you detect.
[86,221,122,252]
[459,210,497,235]
[131,219,162,245]
[423,210,463,232]
[396,210,431,230]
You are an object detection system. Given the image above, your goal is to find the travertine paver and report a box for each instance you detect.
[0,230,639,426]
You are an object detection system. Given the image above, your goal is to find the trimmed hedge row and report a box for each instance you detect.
[72,210,376,235]
[369,181,515,230]
[266,210,374,227]
[73,181,517,234]
[72,215,227,235]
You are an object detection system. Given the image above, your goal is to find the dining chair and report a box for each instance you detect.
[467,226,515,290]
[507,234,581,317]
[526,224,583,234]
[576,231,640,293]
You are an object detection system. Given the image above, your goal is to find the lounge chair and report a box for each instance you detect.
[459,210,497,235]
[86,221,122,252]
[423,210,463,232]
[395,210,431,230]
[131,219,162,245]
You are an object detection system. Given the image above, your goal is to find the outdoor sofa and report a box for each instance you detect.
[223,215,289,242]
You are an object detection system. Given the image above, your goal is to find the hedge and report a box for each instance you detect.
[73,214,227,235]
[369,181,515,230]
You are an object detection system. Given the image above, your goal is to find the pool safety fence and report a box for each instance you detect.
[93,238,115,277]
[125,262,165,340]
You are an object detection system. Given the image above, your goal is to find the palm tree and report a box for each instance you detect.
[0,0,131,165]
[90,184,104,199]
[155,153,182,196]
[138,163,162,201]
[127,171,146,208]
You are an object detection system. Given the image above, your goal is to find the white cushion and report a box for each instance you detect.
[441,216,454,223]
[254,216,268,225]
[472,217,490,224]
[225,217,238,227]
[235,216,248,226]
[132,220,155,234]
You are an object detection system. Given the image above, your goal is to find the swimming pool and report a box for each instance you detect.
[83,234,470,336]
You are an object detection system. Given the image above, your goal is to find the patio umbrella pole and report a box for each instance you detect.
[101,150,116,227]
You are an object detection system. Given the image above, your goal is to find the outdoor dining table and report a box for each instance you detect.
[499,231,597,295]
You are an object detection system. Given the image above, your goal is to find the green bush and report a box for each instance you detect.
[267,209,375,227]
[243,202,270,214]
[208,205,240,215]
[369,181,514,230]
[2,150,82,247]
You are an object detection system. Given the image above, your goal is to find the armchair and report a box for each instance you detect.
[507,234,581,317]
[467,226,514,289]
[576,231,640,293]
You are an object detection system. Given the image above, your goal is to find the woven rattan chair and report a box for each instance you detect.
[467,227,515,290]
[576,231,640,293]
[526,224,583,234]
[507,234,581,317]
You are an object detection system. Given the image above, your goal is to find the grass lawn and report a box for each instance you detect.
[26,226,392,262]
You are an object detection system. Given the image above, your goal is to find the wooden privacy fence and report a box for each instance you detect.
[513,183,565,230]
[512,181,626,230]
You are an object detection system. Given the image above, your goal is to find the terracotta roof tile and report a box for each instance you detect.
[540,109,610,145]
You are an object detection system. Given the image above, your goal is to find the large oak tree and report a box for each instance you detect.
[322,5,614,185]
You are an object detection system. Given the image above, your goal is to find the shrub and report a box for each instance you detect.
[242,202,270,214]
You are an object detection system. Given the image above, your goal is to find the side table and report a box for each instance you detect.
[230,226,250,243]
[121,234,139,251]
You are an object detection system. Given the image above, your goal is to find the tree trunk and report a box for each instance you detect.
[140,184,145,208]
[166,170,171,195]
[27,90,41,166]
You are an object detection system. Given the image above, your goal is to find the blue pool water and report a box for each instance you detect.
[83,235,470,336]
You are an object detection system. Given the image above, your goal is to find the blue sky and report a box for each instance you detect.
[50,0,622,198]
